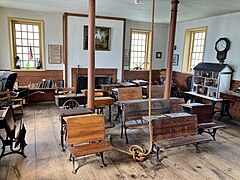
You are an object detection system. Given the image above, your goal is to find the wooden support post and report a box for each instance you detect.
[87,0,96,110]
[164,0,179,99]
[63,13,68,87]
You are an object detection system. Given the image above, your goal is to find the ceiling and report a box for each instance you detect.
[1,0,240,23]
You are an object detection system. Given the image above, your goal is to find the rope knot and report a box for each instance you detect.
[129,145,148,161]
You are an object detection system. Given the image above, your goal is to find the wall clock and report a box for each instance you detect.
[215,37,230,63]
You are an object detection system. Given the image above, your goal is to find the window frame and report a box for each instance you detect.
[182,26,207,73]
[129,29,151,71]
[8,17,45,71]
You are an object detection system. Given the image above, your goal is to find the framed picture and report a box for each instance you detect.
[156,52,162,59]
[173,54,179,66]
[83,26,111,51]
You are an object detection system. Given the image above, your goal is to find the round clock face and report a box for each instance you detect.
[216,39,227,52]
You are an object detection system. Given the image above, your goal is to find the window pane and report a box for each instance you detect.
[27,25,33,32]
[16,47,22,53]
[34,33,39,39]
[22,32,27,39]
[22,39,28,46]
[23,47,28,53]
[22,24,27,31]
[16,39,22,46]
[34,40,39,46]
[33,25,39,33]
[28,32,34,39]
[15,24,21,31]
[16,32,21,38]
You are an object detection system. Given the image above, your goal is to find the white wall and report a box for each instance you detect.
[174,12,240,80]
[0,7,63,71]
[125,20,169,70]
[68,16,124,86]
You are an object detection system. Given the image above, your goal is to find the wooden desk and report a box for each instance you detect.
[55,94,86,107]
[220,91,240,119]
[100,83,121,94]
[220,91,240,102]
[119,82,136,87]
[58,108,93,151]
[180,103,205,114]
[132,79,149,86]
[94,97,114,128]
[184,91,224,115]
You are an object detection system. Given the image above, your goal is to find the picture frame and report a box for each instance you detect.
[173,54,179,66]
[83,26,111,51]
[156,52,162,59]
[48,44,62,64]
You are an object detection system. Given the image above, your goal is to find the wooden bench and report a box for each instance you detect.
[0,106,27,160]
[150,113,211,162]
[191,104,226,140]
[66,114,113,174]
[119,98,185,144]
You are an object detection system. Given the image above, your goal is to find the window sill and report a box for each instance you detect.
[11,68,46,72]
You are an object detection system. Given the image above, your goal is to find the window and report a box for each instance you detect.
[130,29,150,70]
[182,27,207,73]
[8,17,45,71]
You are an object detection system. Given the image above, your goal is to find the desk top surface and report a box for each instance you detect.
[180,103,205,108]
[185,91,223,101]
[58,108,92,117]
[55,93,85,99]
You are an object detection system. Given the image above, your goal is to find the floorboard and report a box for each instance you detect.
[1,102,240,179]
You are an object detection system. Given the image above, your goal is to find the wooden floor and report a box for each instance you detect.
[1,102,240,180]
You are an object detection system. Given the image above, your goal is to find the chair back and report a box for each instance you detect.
[118,87,142,101]
[63,99,81,109]
[147,85,164,98]
[67,114,105,145]
[0,91,11,102]
[191,104,213,123]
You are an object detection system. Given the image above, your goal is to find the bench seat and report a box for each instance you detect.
[198,122,226,140]
[154,134,210,149]
[69,140,113,157]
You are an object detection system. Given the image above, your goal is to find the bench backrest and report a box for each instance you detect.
[67,114,105,145]
[118,87,142,101]
[152,114,198,140]
[123,99,170,121]
[147,85,164,98]
[191,104,213,123]
[169,98,185,113]
[122,98,185,121]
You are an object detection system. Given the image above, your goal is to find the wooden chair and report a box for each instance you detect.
[0,90,24,114]
[66,114,113,174]
[146,85,164,98]
[0,106,27,159]
[191,104,226,140]
[61,99,81,142]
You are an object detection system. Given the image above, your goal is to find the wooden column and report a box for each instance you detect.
[164,0,179,99]
[63,13,68,87]
[87,0,96,110]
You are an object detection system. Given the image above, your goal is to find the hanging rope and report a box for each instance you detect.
[112,0,156,161]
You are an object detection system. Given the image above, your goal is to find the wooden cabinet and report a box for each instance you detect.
[192,62,233,98]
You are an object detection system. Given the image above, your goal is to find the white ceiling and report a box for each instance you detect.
[1,0,240,23]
